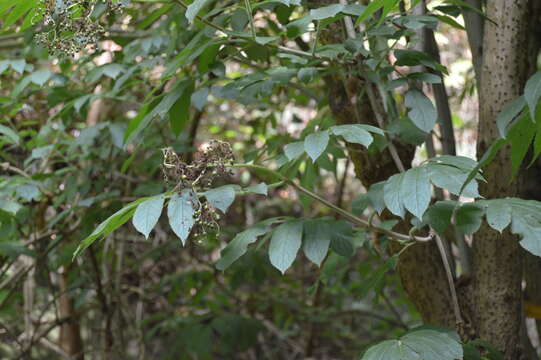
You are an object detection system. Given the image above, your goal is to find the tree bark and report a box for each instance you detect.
[472,1,531,358]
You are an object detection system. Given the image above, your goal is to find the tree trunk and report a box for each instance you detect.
[472,1,531,358]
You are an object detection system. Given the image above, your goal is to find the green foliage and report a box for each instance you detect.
[2,0,541,357]
[361,327,463,360]
[168,189,196,245]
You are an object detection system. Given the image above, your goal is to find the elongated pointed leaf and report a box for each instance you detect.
[304,131,329,162]
[74,196,154,258]
[455,203,484,234]
[331,125,373,147]
[168,189,196,245]
[485,200,511,233]
[496,96,526,137]
[269,221,303,274]
[303,219,331,266]
[405,89,437,132]
[0,124,20,145]
[216,225,268,270]
[186,0,210,23]
[132,195,165,239]
[284,141,305,160]
[310,4,343,20]
[205,185,236,213]
[361,328,463,360]
[384,173,406,218]
[401,166,431,219]
[524,71,541,117]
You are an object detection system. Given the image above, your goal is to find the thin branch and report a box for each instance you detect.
[434,233,463,325]
[231,163,432,243]
[243,0,256,39]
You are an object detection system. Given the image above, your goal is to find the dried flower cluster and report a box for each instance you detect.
[161,141,235,240]
[35,0,126,56]
[161,141,234,190]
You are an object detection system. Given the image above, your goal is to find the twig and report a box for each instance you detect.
[336,158,350,208]
[312,21,321,56]
[243,0,256,39]
[231,163,432,243]
[434,233,463,325]
[1,162,30,178]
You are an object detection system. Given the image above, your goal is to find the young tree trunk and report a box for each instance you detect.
[472,1,532,358]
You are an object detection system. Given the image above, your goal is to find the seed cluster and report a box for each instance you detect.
[161,141,235,241]
[161,140,234,190]
[35,0,126,56]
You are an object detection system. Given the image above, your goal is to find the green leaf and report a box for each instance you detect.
[231,8,249,32]
[284,141,305,160]
[485,199,511,233]
[0,241,35,258]
[355,0,398,25]
[455,203,484,234]
[216,225,268,270]
[508,113,535,177]
[428,155,478,172]
[191,87,209,111]
[186,0,210,23]
[352,194,370,216]
[424,200,457,234]
[434,14,465,30]
[4,0,36,28]
[0,199,22,215]
[532,113,541,167]
[405,89,437,132]
[168,189,196,245]
[269,220,303,274]
[459,138,507,197]
[74,197,152,258]
[310,4,343,20]
[304,130,329,162]
[0,60,9,74]
[125,83,185,144]
[367,182,386,214]
[15,184,40,201]
[361,328,463,360]
[303,219,331,266]
[0,124,20,145]
[384,173,406,218]
[481,198,541,256]
[401,166,431,219]
[170,80,194,136]
[298,67,317,83]
[102,64,125,79]
[428,163,479,198]
[496,96,525,138]
[132,195,165,239]
[205,185,236,213]
[10,59,26,74]
[330,220,354,257]
[245,183,268,196]
[30,69,52,86]
[524,71,541,117]
[331,125,373,147]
